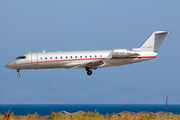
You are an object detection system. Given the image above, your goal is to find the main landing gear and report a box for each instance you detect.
[86,67,92,76]
[17,69,21,78]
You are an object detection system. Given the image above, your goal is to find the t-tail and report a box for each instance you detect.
[133,31,170,52]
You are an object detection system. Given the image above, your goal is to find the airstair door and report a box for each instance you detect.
[31,53,38,65]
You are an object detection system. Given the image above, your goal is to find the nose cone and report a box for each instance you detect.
[5,63,11,68]
[5,61,15,69]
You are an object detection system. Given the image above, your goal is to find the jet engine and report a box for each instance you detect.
[112,49,138,58]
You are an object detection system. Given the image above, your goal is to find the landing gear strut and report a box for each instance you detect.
[85,67,92,76]
[17,69,21,78]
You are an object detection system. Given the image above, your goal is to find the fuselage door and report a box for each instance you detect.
[31,53,38,65]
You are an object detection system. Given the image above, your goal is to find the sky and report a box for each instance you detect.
[0,0,180,104]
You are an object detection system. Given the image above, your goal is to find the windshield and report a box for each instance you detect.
[16,56,26,59]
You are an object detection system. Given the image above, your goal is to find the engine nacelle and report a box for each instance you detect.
[112,49,138,58]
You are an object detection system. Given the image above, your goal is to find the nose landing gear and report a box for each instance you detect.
[17,69,21,78]
[87,70,92,75]
[85,67,92,76]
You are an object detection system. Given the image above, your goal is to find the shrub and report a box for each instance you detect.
[0,114,4,120]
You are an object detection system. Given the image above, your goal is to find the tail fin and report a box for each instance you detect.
[136,31,170,52]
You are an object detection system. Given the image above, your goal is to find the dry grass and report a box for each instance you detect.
[0,111,180,120]
[49,112,180,120]
[18,112,39,120]
[0,114,4,120]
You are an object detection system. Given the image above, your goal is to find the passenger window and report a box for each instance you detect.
[71,56,72,59]
[85,56,87,58]
[90,55,92,58]
[95,55,97,58]
[100,55,102,57]
[61,57,63,59]
[40,57,42,60]
[66,56,68,59]
[80,56,82,58]
[55,57,57,59]
[75,56,77,58]
[45,57,47,60]
[50,57,52,59]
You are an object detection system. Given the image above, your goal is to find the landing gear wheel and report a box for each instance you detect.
[87,70,92,75]
[17,74,21,78]
[17,69,21,78]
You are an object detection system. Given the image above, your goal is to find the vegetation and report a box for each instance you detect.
[0,111,180,120]
[18,112,40,120]
[49,112,180,120]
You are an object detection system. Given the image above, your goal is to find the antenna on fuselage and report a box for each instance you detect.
[43,50,45,53]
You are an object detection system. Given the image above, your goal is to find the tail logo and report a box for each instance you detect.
[142,46,153,48]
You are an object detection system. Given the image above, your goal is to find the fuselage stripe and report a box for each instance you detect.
[10,56,156,66]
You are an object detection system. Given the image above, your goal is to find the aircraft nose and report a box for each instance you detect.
[5,61,15,69]
[5,63,11,68]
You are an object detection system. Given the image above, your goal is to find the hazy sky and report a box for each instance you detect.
[0,0,179,104]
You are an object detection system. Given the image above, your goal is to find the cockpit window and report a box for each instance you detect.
[16,56,26,59]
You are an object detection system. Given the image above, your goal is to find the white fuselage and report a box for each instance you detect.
[5,49,157,70]
[5,31,169,77]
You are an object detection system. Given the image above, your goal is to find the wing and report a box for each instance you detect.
[69,50,114,69]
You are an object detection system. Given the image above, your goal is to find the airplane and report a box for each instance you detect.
[5,31,170,78]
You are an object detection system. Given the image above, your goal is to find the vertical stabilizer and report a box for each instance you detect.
[154,32,169,52]
[139,31,170,52]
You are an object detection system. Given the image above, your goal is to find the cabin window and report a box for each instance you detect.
[45,57,47,60]
[55,57,57,59]
[80,56,82,58]
[61,56,63,59]
[90,55,92,58]
[40,57,42,60]
[75,56,77,58]
[85,55,87,58]
[100,55,102,57]
[50,57,52,59]
[71,56,72,59]
[95,55,97,58]
[66,56,68,59]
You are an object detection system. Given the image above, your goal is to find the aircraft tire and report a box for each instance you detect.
[17,74,21,78]
[87,70,92,75]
